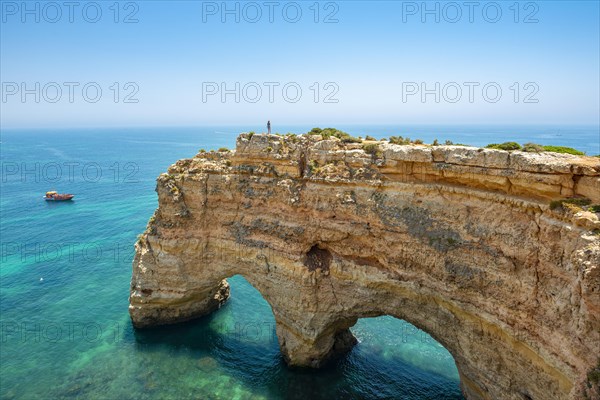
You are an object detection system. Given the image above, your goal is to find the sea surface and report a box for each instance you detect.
[1,125,598,399]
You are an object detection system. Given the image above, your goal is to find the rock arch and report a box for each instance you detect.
[130,133,600,400]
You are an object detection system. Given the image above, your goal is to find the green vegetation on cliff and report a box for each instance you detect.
[308,127,362,143]
[540,145,585,155]
[486,142,522,151]
[550,197,591,209]
[522,143,544,152]
[486,142,585,155]
[248,128,591,157]
[549,198,600,217]
[362,143,382,159]
[585,359,600,399]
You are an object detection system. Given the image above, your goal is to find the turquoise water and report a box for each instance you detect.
[1,126,597,399]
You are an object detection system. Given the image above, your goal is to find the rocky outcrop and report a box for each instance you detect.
[129,133,600,400]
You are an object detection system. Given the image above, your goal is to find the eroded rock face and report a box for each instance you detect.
[129,134,600,400]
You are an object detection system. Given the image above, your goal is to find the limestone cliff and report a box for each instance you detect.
[129,133,600,400]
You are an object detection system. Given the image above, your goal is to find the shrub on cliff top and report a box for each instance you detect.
[341,136,361,143]
[286,133,300,143]
[541,145,585,156]
[218,147,229,152]
[522,143,544,153]
[309,127,358,141]
[365,135,376,141]
[362,143,382,157]
[488,142,585,155]
[389,136,411,145]
[486,142,522,151]
[307,127,364,144]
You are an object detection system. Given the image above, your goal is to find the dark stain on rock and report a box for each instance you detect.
[445,261,485,288]
[370,191,463,251]
[229,221,269,249]
[344,254,382,269]
[304,245,332,271]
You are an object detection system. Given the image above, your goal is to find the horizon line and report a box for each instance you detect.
[2,123,600,131]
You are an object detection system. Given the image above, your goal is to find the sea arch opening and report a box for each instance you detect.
[345,315,463,399]
[209,274,465,399]
[205,274,282,373]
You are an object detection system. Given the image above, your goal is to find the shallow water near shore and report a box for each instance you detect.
[1,125,597,399]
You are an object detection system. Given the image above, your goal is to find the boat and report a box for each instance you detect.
[44,191,74,201]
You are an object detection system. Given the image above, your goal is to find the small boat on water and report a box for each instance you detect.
[44,191,74,201]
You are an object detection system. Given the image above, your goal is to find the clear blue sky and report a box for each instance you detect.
[1,0,599,128]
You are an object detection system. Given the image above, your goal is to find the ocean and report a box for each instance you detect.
[1,125,598,399]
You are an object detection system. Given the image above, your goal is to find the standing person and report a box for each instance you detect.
[267,120,271,134]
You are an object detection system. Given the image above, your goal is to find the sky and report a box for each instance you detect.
[1,0,599,128]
